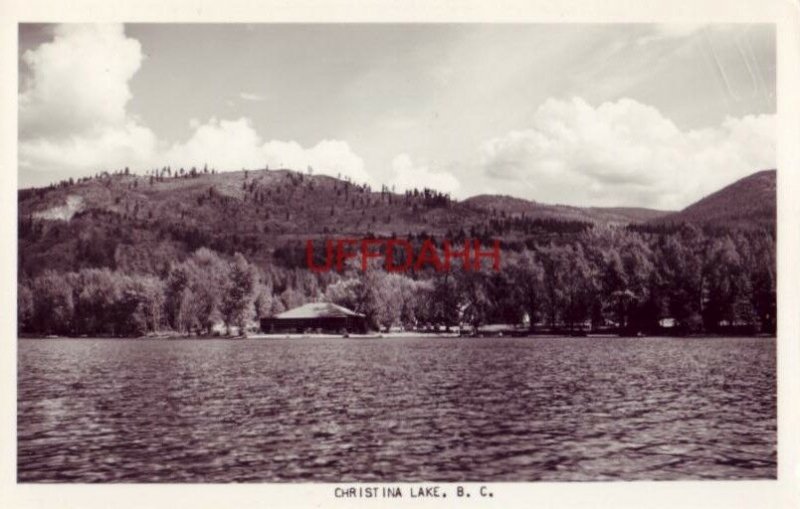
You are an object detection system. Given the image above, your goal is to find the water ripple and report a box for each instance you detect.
[18,336,776,482]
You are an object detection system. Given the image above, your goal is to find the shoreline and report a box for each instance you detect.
[18,332,777,341]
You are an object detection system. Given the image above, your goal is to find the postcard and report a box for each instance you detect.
[2,1,799,508]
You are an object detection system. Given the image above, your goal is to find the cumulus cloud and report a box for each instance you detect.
[479,97,774,209]
[19,24,371,187]
[19,24,156,178]
[20,24,144,138]
[164,117,374,185]
[19,24,774,210]
[389,154,461,196]
[20,122,156,176]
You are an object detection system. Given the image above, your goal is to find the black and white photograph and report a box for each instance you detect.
[3,2,800,507]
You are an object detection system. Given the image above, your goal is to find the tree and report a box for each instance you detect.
[280,287,306,311]
[17,282,34,333]
[536,242,595,331]
[31,271,74,335]
[254,284,274,320]
[72,268,117,335]
[165,248,228,335]
[112,285,148,336]
[132,275,166,333]
[325,277,361,312]
[655,233,704,333]
[430,273,460,331]
[561,243,595,331]
[399,278,432,330]
[456,270,491,332]
[508,250,544,330]
[598,235,654,332]
[222,253,257,335]
[366,271,427,332]
[369,272,403,331]
[175,288,200,334]
[742,230,776,333]
[165,264,190,333]
[537,243,570,329]
[702,235,753,331]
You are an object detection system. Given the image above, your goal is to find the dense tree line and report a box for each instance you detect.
[18,220,775,337]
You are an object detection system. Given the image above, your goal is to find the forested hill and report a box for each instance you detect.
[19,166,670,278]
[464,194,671,225]
[17,166,777,338]
[650,169,776,229]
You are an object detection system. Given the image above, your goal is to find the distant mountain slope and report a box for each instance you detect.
[651,169,776,228]
[18,168,669,250]
[463,195,672,225]
[18,168,483,276]
[17,167,768,278]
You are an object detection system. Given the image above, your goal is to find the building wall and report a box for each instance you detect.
[260,316,367,334]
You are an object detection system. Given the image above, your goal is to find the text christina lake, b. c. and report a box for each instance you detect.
[334,484,495,499]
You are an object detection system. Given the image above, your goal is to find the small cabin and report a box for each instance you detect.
[260,302,368,334]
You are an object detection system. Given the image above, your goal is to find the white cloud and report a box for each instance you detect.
[20,24,144,138]
[479,97,774,209]
[389,154,461,196]
[18,24,372,187]
[18,24,774,210]
[20,121,156,176]
[239,92,265,102]
[163,118,264,171]
[19,24,157,178]
[263,138,373,185]
[164,117,374,185]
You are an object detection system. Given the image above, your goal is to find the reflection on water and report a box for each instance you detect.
[18,336,776,482]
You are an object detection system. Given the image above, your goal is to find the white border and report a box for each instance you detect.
[1,1,798,508]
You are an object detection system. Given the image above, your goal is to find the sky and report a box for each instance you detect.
[18,23,775,209]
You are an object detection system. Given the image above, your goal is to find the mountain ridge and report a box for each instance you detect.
[18,167,775,278]
[463,194,673,225]
[19,167,775,231]
[650,169,776,228]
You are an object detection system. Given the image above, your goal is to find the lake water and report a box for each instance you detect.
[17,336,776,482]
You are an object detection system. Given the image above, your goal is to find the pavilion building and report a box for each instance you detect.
[260,302,368,334]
